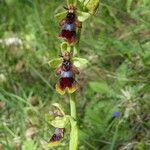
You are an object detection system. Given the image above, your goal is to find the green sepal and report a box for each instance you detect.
[72,46,78,56]
[79,0,100,15]
[85,0,100,14]
[45,113,55,123]
[55,11,67,22]
[48,58,62,68]
[77,10,91,22]
[78,0,85,3]
[67,0,77,6]
[83,0,90,5]
[52,103,65,116]
[51,116,69,128]
[78,0,90,6]
[48,103,69,128]
[73,57,89,69]
[61,42,70,53]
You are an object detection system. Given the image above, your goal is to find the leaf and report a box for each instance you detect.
[85,0,100,14]
[22,139,37,150]
[113,62,129,89]
[110,126,119,150]
[77,11,91,22]
[48,58,62,68]
[55,11,67,22]
[5,0,15,5]
[19,0,34,8]
[73,57,89,69]
[126,0,133,13]
[89,81,111,94]
[51,117,69,128]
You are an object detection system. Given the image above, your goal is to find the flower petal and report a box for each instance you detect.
[67,81,79,93]
[56,84,65,95]
[59,30,76,44]
[48,128,64,147]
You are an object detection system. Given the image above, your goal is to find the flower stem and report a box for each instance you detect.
[69,93,78,150]
[69,93,77,118]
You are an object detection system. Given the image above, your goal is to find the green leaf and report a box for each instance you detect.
[126,0,133,13]
[73,57,89,69]
[85,0,100,14]
[48,58,62,68]
[19,0,34,8]
[5,0,15,5]
[89,81,111,94]
[114,62,129,89]
[55,11,67,22]
[22,139,37,150]
[51,117,69,128]
[77,11,91,22]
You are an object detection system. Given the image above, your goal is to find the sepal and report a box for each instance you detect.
[48,58,62,68]
[73,57,89,69]
[79,0,100,15]
[47,103,69,128]
[77,10,90,22]
[55,11,67,22]
[67,0,77,6]
[51,117,68,128]
[52,103,65,116]
[86,0,100,14]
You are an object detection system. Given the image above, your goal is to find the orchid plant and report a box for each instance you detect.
[47,0,99,149]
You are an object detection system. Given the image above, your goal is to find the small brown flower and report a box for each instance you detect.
[56,51,79,95]
[59,5,81,44]
[48,128,64,147]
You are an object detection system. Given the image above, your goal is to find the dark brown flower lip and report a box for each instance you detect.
[49,128,64,143]
[59,29,76,44]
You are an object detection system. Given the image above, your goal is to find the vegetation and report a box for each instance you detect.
[0,0,150,149]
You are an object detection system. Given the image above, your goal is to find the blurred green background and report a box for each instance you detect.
[0,0,150,149]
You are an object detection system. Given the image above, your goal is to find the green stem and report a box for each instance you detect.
[69,93,77,118]
[69,93,78,150]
